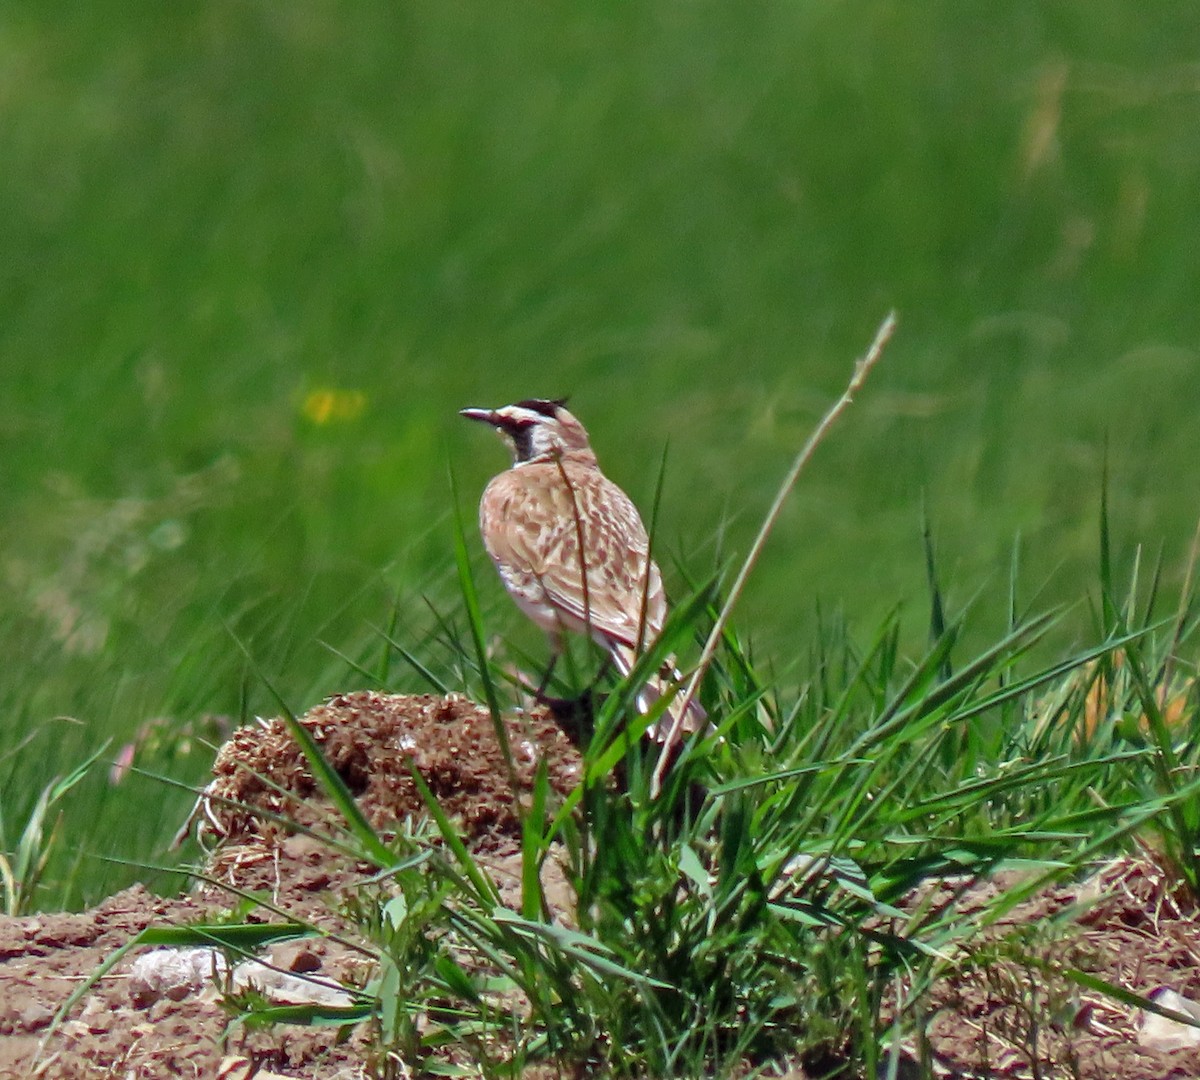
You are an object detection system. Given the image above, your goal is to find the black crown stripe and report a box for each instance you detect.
[513,397,568,417]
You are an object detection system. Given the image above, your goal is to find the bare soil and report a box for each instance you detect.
[2,691,1199,1078]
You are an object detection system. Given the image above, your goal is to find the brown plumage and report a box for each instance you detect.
[460,399,706,740]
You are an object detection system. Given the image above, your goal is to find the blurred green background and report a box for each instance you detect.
[2,1,1198,907]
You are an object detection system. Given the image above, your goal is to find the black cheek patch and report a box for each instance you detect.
[510,422,534,461]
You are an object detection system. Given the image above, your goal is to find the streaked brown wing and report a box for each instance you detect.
[480,460,666,648]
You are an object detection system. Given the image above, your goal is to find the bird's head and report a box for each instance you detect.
[459,399,595,466]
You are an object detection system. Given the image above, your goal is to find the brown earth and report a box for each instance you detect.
[2,691,1200,1079]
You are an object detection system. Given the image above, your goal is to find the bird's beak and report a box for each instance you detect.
[459,407,498,425]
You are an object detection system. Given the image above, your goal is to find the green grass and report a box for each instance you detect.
[87,535,1199,1078]
[3,1,1200,907]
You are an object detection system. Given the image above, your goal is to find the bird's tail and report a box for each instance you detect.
[609,643,711,743]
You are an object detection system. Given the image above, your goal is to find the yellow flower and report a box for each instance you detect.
[302,387,367,425]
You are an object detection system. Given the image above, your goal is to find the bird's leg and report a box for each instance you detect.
[591,652,615,686]
[533,650,559,703]
[528,634,596,747]
[527,629,570,704]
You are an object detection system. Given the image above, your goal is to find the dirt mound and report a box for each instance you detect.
[199,689,580,850]
[0,692,580,1080]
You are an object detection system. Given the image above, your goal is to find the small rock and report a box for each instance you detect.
[163,979,195,1003]
[127,947,228,1007]
[280,834,327,862]
[300,868,331,891]
[271,940,322,973]
[1137,986,1200,1051]
[78,996,112,1034]
[228,959,354,1008]
[59,1019,90,1041]
[216,1056,254,1080]
[17,1001,54,1031]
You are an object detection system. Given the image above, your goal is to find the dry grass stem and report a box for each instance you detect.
[651,311,898,796]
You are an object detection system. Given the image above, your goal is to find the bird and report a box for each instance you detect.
[460,398,707,742]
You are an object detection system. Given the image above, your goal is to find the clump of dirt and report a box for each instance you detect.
[201,690,581,847]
